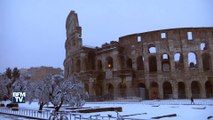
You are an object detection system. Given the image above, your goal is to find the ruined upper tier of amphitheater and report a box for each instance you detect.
[64,11,213,100]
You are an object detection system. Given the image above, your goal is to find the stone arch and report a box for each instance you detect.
[150,82,159,99]
[106,56,113,69]
[178,82,186,98]
[84,83,89,94]
[118,83,127,98]
[161,53,170,72]
[126,57,132,69]
[188,52,197,68]
[205,80,213,98]
[76,59,81,72]
[149,55,157,72]
[97,60,103,71]
[136,56,144,70]
[191,81,201,98]
[148,44,157,53]
[202,53,211,71]
[163,81,173,99]
[87,51,96,70]
[174,53,184,70]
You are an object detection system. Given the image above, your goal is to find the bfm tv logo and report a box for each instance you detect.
[12,92,26,103]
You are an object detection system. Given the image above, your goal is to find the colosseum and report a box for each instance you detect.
[64,11,213,100]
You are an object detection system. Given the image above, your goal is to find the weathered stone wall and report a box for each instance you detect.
[64,11,213,100]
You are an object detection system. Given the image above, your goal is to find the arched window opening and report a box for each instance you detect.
[76,59,81,72]
[149,55,157,72]
[191,81,201,98]
[174,53,184,70]
[88,51,96,70]
[178,82,186,98]
[188,52,197,68]
[163,82,173,99]
[97,60,103,71]
[200,42,207,51]
[202,53,211,71]
[162,54,169,60]
[150,82,159,99]
[106,56,113,69]
[161,54,170,72]
[126,58,132,69]
[137,56,144,70]
[148,45,157,54]
[205,81,213,98]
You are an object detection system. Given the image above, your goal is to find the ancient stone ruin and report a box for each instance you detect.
[64,11,213,100]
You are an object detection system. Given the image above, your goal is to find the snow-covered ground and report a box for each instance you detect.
[1,99,213,120]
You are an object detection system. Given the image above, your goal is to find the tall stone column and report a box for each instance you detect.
[158,82,164,99]
[89,78,95,96]
[185,82,191,98]
[112,51,120,71]
[102,57,106,71]
[156,54,162,73]
[183,53,189,72]
[197,51,203,72]
[144,55,149,73]
[80,53,86,72]
[131,53,137,70]
[200,81,206,98]
[211,53,213,71]
[170,53,175,72]
[172,82,178,99]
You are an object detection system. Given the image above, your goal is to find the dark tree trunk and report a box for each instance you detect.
[38,102,44,113]
[55,99,64,112]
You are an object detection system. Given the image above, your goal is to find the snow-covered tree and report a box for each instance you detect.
[50,75,88,111]
[0,75,9,101]
[4,67,20,100]
[33,74,88,112]
[12,75,28,92]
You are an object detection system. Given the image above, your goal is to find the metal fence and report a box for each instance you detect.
[0,107,144,120]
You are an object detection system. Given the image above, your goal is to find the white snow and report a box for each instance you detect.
[1,99,213,120]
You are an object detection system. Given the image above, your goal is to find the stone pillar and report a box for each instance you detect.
[144,55,149,73]
[200,81,206,98]
[158,82,164,99]
[185,82,192,98]
[80,53,87,72]
[170,53,176,72]
[89,78,95,96]
[172,82,178,99]
[197,51,203,72]
[102,57,107,71]
[156,54,162,73]
[211,53,213,71]
[112,51,120,71]
[131,54,137,70]
[183,53,189,72]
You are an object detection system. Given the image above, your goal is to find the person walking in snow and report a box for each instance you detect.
[191,97,195,104]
